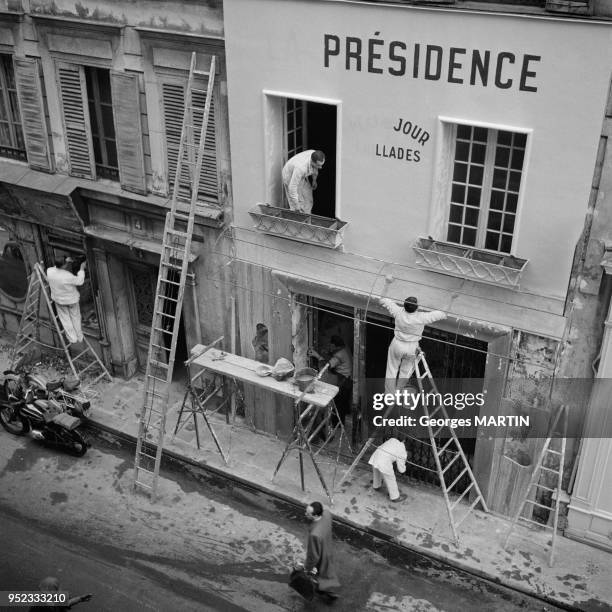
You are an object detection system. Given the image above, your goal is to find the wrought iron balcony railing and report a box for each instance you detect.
[413,237,528,288]
[249,203,348,249]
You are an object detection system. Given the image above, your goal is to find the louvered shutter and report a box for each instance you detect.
[162,79,218,202]
[13,57,53,172]
[56,62,95,179]
[110,71,146,194]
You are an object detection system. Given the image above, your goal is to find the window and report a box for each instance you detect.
[162,78,218,204]
[0,54,25,161]
[56,61,146,193]
[85,67,118,180]
[447,125,526,254]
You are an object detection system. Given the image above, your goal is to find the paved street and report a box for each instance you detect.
[0,427,561,611]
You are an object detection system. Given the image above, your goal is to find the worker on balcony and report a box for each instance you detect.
[282,149,325,214]
[379,294,446,391]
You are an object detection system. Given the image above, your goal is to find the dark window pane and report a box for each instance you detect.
[467,186,481,207]
[106,141,118,168]
[92,136,101,163]
[503,214,515,234]
[472,143,486,164]
[492,168,507,190]
[462,227,477,246]
[457,124,471,140]
[288,111,294,131]
[508,171,522,192]
[488,211,502,231]
[97,69,112,103]
[102,106,115,137]
[501,234,513,253]
[453,162,468,183]
[511,148,525,170]
[514,132,527,148]
[473,127,488,143]
[455,141,470,162]
[495,146,510,168]
[506,192,518,213]
[447,224,461,243]
[88,102,98,135]
[449,204,463,223]
[451,183,465,203]
[498,131,512,146]
[465,207,479,227]
[469,165,483,185]
[485,231,499,251]
[85,68,93,92]
[490,190,504,211]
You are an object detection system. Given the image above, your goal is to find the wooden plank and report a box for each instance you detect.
[191,345,338,408]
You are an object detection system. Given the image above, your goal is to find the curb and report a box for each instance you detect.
[87,418,578,612]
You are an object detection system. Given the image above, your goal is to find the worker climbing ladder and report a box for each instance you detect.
[340,348,488,542]
[10,262,112,390]
[133,52,216,499]
[503,404,568,567]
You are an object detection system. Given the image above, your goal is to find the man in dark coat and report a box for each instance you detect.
[304,501,340,601]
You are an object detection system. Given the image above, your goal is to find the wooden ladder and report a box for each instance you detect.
[11,262,112,391]
[413,349,489,542]
[503,404,568,566]
[133,52,216,499]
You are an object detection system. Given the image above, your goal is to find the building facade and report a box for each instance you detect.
[0,0,233,376]
[222,0,612,533]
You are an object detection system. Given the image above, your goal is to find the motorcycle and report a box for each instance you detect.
[3,362,90,419]
[0,387,89,456]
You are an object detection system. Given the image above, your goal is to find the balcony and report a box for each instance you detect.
[413,237,528,288]
[249,203,347,249]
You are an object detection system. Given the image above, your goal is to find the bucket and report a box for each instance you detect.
[295,367,317,392]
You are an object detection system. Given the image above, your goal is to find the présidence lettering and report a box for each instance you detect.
[323,33,540,92]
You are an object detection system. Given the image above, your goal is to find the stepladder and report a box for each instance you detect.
[503,404,569,566]
[339,348,488,542]
[11,262,112,394]
[133,52,217,499]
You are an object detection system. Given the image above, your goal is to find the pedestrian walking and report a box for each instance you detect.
[302,501,340,602]
[369,437,408,503]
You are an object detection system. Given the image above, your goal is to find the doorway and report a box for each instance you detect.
[285,99,337,218]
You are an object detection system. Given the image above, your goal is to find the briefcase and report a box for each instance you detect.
[289,568,317,601]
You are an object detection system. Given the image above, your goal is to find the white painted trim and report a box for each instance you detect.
[262,89,343,218]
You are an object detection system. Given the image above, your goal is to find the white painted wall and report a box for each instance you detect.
[223,0,612,303]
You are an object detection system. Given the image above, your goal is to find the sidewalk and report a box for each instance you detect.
[2,334,611,612]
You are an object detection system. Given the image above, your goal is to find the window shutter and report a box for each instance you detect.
[110,71,146,194]
[13,57,53,172]
[162,79,218,203]
[56,62,95,179]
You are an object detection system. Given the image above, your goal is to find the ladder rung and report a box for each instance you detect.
[146,375,168,384]
[539,467,559,474]
[160,278,181,287]
[155,311,176,320]
[546,449,562,455]
[432,426,444,438]
[153,327,173,336]
[447,468,469,494]
[437,438,455,456]
[134,479,153,490]
[75,361,99,376]
[519,516,554,530]
[455,496,483,528]
[450,482,474,511]
[137,450,158,462]
[161,262,182,271]
[441,452,461,474]
[534,484,555,492]
[524,499,555,511]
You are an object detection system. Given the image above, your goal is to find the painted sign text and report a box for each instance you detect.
[324,34,540,92]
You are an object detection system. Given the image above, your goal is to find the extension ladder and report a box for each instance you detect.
[133,52,216,499]
[11,262,112,390]
[503,404,568,566]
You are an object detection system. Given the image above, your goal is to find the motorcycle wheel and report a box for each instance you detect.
[67,428,89,457]
[0,403,29,435]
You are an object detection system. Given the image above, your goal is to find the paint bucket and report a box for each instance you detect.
[295,368,317,392]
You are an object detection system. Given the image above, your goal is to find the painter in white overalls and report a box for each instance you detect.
[379,296,446,390]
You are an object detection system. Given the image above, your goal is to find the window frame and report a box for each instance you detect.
[0,53,26,161]
[434,117,532,257]
[262,90,343,219]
